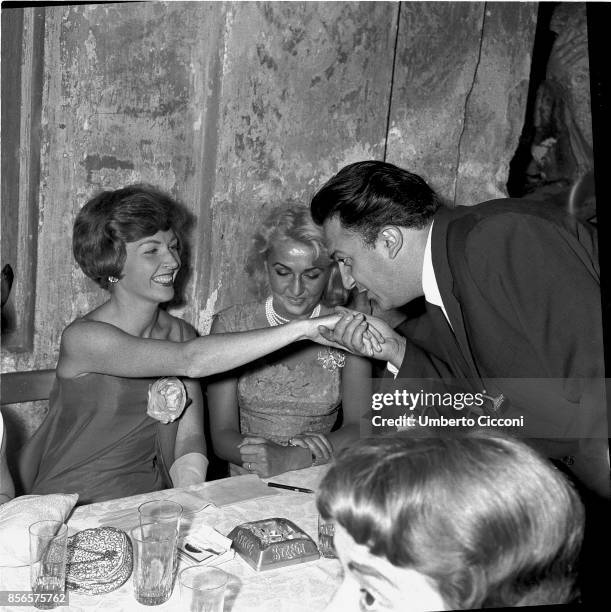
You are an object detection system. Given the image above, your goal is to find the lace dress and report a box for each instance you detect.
[212,301,344,473]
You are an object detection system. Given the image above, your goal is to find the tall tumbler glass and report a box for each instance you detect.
[131,523,177,606]
[29,521,68,610]
[138,499,183,578]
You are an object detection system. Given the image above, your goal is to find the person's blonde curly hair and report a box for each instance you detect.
[245,203,348,307]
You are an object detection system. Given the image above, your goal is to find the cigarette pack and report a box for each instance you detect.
[177,525,234,566]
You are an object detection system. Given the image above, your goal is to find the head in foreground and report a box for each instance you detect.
[317,431,584,611]
[246,202,346,319]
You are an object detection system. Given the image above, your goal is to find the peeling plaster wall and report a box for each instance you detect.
[386,2,537,204]
[208,2,396,312]
[2,2,536,440]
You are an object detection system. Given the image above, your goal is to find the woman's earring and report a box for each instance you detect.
[108,276,119,284]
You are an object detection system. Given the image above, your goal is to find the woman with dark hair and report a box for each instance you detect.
[208,204,372,477]
[17,186,355,504]
[317,431,585,611]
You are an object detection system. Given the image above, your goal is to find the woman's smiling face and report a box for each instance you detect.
[116,229,181,304]
[265,237,330,319]
[325,525,446,612]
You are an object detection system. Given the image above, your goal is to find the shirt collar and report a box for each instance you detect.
[422,221,451,326]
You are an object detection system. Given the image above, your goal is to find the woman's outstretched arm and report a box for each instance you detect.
[57,313,344,379]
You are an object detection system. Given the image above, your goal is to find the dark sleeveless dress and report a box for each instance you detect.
[29,374,166,504]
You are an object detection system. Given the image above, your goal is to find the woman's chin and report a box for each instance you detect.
[152,286,175,303]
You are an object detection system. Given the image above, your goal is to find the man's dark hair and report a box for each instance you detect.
[310,161,442,244]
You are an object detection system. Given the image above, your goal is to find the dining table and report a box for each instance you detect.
[0,465,341,612]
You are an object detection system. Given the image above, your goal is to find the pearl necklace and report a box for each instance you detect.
[265,295,321,327]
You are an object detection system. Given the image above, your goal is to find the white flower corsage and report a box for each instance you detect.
[147,377,188,423]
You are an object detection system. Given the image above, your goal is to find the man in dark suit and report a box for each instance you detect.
[311,160,608,497]
[312,160,609,605]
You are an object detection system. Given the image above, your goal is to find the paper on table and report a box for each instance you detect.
[96,501,207,534]
[94,474,279,531]
[194,474,280,507]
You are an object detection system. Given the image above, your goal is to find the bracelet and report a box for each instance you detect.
[288,438,317,467]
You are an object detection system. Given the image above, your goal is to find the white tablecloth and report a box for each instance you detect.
[1,466,341,611]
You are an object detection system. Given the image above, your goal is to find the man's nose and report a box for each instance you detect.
[339,264,355,290]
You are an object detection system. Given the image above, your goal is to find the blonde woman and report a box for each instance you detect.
[208,204,372,477]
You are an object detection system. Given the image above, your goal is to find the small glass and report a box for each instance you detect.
[29,521,68,610]
[179,566,229,612]
[131,523,177,606]
[317,516,336,559]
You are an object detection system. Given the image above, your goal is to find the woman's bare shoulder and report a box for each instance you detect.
[57,317,123,377]
[60,317,134,369]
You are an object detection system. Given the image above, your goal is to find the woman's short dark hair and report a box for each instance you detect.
[246,203,348,306]
[317,431,584,609]
[73,184,188,290]
[310,161,442,245]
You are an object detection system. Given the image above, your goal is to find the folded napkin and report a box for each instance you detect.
[0,493,79,566]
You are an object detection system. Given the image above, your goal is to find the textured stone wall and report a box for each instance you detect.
[386,2,536,204]
[1,1,537,446]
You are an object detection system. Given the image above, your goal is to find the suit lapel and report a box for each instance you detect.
[430,208,483,383]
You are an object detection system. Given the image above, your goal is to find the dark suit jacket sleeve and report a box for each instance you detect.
[396,313,458,379]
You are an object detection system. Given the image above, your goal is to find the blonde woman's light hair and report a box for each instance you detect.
[246,203,348,306]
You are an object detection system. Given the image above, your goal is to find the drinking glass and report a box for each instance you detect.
[29,521,68,610]
[179,566,229,612]
[131,523,177,605]
[138,499,183,532]
[139,499,183,577]
[317,515,336,559]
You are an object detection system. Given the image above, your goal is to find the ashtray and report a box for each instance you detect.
[227,517,320,571]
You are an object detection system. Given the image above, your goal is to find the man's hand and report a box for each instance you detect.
[303,311,381,355]
[319,307,406,369]
[316,308,385,357]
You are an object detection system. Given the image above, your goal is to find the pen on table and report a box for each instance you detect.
[267,482,314,494]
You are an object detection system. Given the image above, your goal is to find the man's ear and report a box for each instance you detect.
[379,226,403,259]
